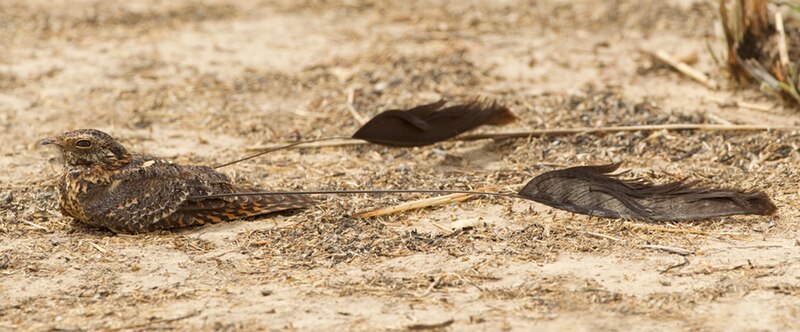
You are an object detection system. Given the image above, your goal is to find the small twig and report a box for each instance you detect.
[734,244,785,249]
[354,187,498,218]
[430,222,450,232]
[420,276,444,297]
[776,12,790,70]
[20,219,50,232]
[581,231,622,242]
[406,319,455,331]
[670,261,787,277]
[623,222,709,236]
[449,218,488,230]
[647,49,719,89]
[708,96,775,113]
[461,273,501,281]
[660,257,690,274]
[106,311,200,331]
[88,242,107,254]
[704,112,732,125]
[346,87,368,125]
[642,244,694,256]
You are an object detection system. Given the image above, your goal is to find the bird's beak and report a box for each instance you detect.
[40,136,62,146]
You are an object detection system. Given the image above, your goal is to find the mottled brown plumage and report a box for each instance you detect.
[42,129,315,234]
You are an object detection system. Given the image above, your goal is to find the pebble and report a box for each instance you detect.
[0,253,9,270]
[0,191,12,206]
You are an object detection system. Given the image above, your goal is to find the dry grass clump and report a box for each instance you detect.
[719,0,800,105]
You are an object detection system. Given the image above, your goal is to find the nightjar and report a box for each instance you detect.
[42,129,315,234]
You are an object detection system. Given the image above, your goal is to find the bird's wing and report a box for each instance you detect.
[163,193,317,228]
[81,158,190,233]
[153,165,316,230]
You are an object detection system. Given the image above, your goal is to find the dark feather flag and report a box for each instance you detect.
[517,163,776,221]
[352,100,518,147]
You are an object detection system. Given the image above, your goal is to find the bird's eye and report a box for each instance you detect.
[75,140,92,148]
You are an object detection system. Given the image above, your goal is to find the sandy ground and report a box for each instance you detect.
[1,0,799,330]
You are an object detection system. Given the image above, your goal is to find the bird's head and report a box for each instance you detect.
[41,129,130,167]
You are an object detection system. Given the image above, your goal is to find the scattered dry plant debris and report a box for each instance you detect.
[646,49,719,89]
[3,1,800,329]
